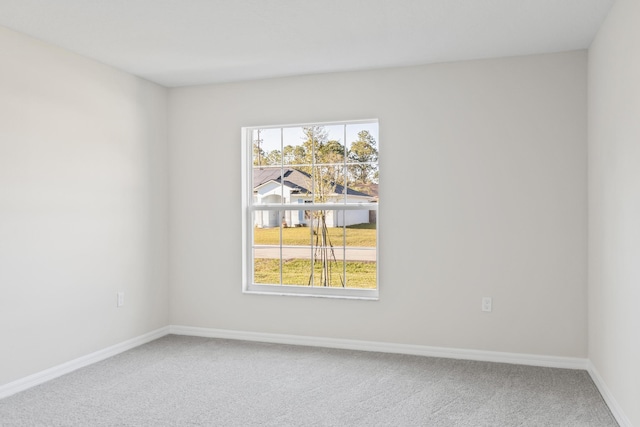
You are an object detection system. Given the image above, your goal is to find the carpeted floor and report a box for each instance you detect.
[0,335,618,426]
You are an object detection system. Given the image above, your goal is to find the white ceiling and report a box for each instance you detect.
[0,0,615,87]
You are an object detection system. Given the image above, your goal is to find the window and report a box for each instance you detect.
[242,120,379,299]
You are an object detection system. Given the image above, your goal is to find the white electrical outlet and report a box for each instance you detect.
[117,292,125,308]
[482,297,492,312]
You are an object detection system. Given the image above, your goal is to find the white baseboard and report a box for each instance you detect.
[587,361,633,427]
[169,325,588,370]
[0,326,170,400]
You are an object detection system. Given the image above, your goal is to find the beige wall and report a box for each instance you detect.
[0,27,170,385]
[169,51,588,358]
[588,0,640,425]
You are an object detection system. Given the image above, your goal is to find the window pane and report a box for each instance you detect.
[253,252,280,285]
[313,165,345,203]
[253,166,284,207]
[346,163,378,197]
[282,127,309,167]
[253,128,281,167]
[253,208,284,232]
[345,260,377,289]
[312,257,345,287]
[253,208,281,285]
[320,124,345,165]
[345,212,377,239]
[306,210,346,245]
[346,123,379,154]
[282,258,313,286]
[282,202,311,229]
[341,208,376,289]
[253,217,281,244]
[282,220,312,246]
[346,123,379,189]
[308,209,345,287]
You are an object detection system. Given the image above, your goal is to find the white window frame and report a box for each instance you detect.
[241,119,379,300]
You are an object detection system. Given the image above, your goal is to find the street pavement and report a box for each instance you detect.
[254,246,376,262]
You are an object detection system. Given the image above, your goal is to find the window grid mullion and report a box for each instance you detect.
[310,129,315,287]
[343,124,347,286]
[279,127,284,286]
[250,204,378,211]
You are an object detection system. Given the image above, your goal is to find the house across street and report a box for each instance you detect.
[253,167,376,228]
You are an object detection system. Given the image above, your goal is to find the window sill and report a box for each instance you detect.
[243,284,379,300]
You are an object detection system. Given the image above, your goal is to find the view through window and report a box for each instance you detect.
[242,120,379,299]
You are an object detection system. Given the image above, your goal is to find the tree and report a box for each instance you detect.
[253,143,266,167]
[252,129,265,166]
[282,144,307,166]
[348,130,378,185]
[264,149,282,166]
[300,126,344,287]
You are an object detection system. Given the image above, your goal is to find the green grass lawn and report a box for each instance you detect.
[254,258,376,289]
[254,223,376,247]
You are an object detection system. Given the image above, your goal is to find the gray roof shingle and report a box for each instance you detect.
[253,167,371,197]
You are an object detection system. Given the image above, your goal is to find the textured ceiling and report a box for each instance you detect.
[0,0,615,87]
